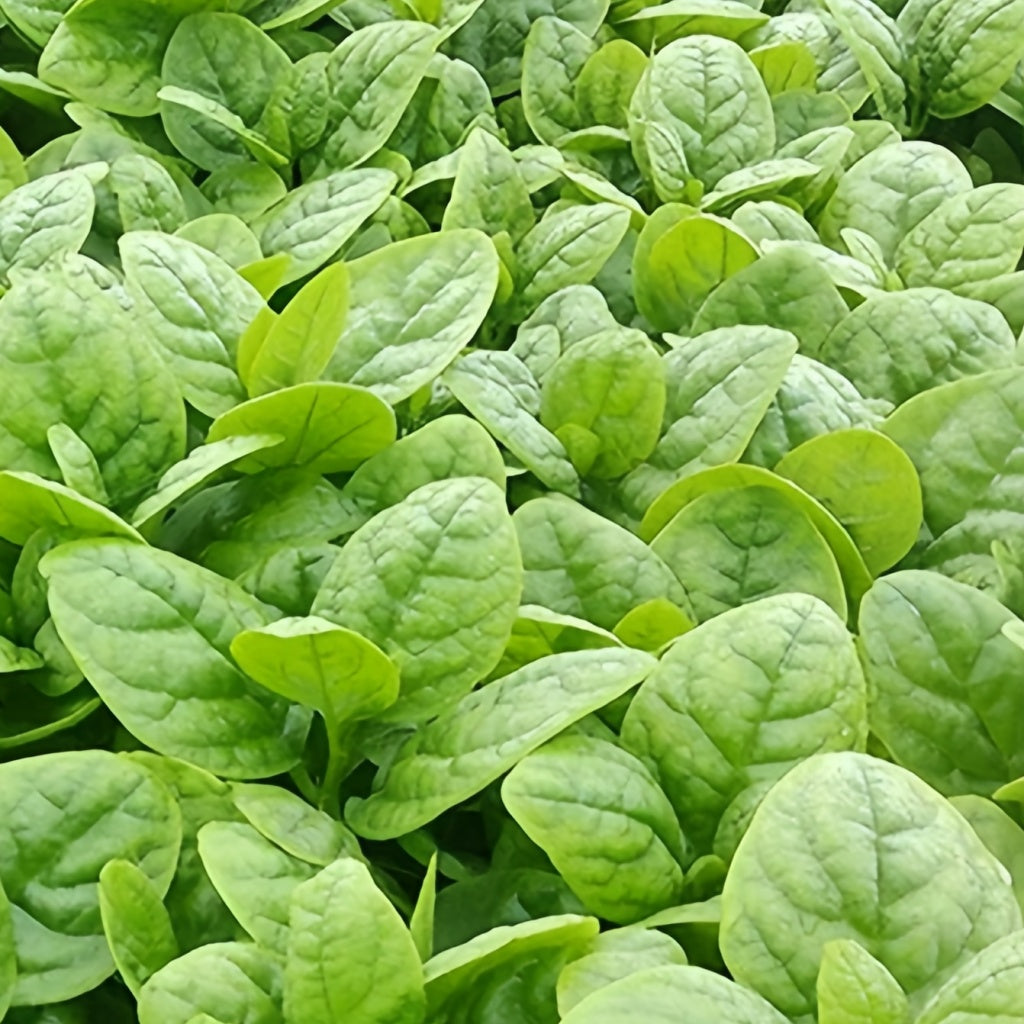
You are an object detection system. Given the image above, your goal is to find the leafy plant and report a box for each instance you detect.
[2,0,1024,1021]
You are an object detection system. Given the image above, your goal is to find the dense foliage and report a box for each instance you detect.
[2,0,1024,1021]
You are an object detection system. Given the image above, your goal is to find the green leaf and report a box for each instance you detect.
[0,877,14,1019]
[232,783,362,867]
[38,0,217,116]
[894,184,1024,291]
[410,853,437,961]
[138,942,283,1024]
[629,35,773,199]
[620,326,798,515]
[621,593,865,853]
[284,859,426,1024]
[46,424,109,506]
[0,168,96,280]
[559,965,789,1024]
[816,940,908,1024]
[858,570,1024,797]
[774,429,922,575]
[575,39,647,129]
[720,752,1022,1020]
[120,231,264,417]
[256,167,397,284]
[42,538,312,778]
[881,369,1024,579]
[98,859,178,998]
[231,615,399,724]
[207,383,396,475]
[337,414,505,530]
[514,495,692,630]
[160,12,291,171]
[442,129,535,244]
[0,750,181,1005]
[322,229,498,404]
[510,202,630,321]
[444,351,581,497]
[650,484,848,621]
[950,794,1024,916]
[312,477,522,723]
[423,914,599,1018]
[244,264,350,397]
[109,154,187,234]
[502,735,688,923]
[556,928,687,1017]
[174,214,263,269]
[818,141,973,263]
[692,247,849,359]
[345,647,656,840]
[907,0,1024,120]
[521,16,594,144]
[131,435,285,531]
[0,256,186,509]
[914,930,1024,1023]
[634,213,759,333]
[819,287,1015,406]
[540,326,665,479]
[310,21,440,175]
[0,471,141,546]
[197,821,316,954]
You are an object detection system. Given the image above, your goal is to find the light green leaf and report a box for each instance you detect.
[160,12,291,171]
[345,647,656,840]
[46,424,109,506]
[0,168,96,280]
[816,940,908,1024]
[284,859,425,1024]
[692,247,849,359]
[575,38,647,129]
[0,256,186,509]
[908,0,1024,120]
[38,0,216,116]
[634,213,759,333]
[950,794,1024,916]
[312,477,521,723]
[310,21,440,174]
[207,383,395,475]
[556,927,687,1017]
[231,614,399,725]
[559,964,789,1024]
[914,930,1024,1024]
[442,127,535,243]
[540,326,665,479]
[197,821,316,954]
[42,538,312,778]
[774,429,922,575]
[232,783,362,867]
[323,229,498,404]
[410,854,437,962]
[110,153,186,234]
[130,435,284,531]
[0,471,140,546]
[818,141,972,263]
[337,414,506,530]
[895,184,1024,291]
[99,859,178,998]
[881,369,1024,579]
[174,215,263,270]
[521,16,594,144]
